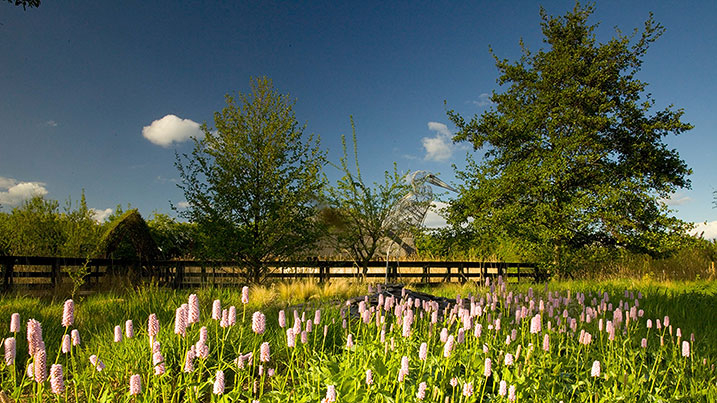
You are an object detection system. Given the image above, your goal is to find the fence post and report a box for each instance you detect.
[201,264,207,285]
[2,259,14,291]
[174,262,184,289]
[458,263,466,284]
[422,265,429,284]
[444,266,452,283]
[51,258,60,288]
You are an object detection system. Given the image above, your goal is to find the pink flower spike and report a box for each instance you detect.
[50,364,64,394]
[242,286,250,304]
[591,360,601,377]
[61,334,71,353]
[10,313,20,333]
[212,300,221,320]
[125,320,134,338]
[365,369,373,385]
[416,382,427,400]
[129,374,141,395]
[682,341,690,357]
[34,348,47,383]
[260,342,271,362]
[213,370,225,395]
[62,299,74,328]
[462,381,474,397]
[252,311,266,335]
[114,325,122,343]
[188,294,200,324]
[484,358,492,377]
[4,337,16,366]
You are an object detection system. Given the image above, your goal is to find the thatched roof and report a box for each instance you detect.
[98,209,159,260]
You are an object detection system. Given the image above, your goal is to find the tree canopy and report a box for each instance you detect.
[447,3,692,275]
[176,77,326,283]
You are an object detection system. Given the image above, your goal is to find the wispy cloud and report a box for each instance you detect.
[90,208,113,223]
[176,201,191,209]
[660,193,692,206]
[45,120,59,127]
[422,122,454,162]
[472,93,494,107]
[0,176,48,207]
[142,114,204,148]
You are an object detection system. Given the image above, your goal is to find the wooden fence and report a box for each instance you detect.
[0,255,537,291]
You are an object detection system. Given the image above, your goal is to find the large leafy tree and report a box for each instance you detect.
[447,3,692,275]
[176,77,326,283]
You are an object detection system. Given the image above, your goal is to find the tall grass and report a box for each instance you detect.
[1,279,715,401]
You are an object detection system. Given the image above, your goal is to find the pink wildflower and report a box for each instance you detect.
[542,334,550,352]
[682,341,690,357]
[252,311,266,335]
[228,306,237,326]
[153,351,165,375]
[365,369,373,385]
[641,338,647,348]
[50,364,64,394]
[278,310,286,328]
[419,342,428,361]
[443,335,455,358]
[462,381,474,397]
[287,329,296,348]
[508,385,516,402]
[10,313,20,333]
[62,300,74,328]
[416,382,427,400]
[260,342,271,362]
[325,385,337,402]
[174,306,187,336]
[591,360,601,377]
[484,358,492,377]
[125,320,134,338]
[450,377,458,387]
[499,380,507,397]
[34,348,47,383]
[211,300,221,320]
[213,370,225,395]
[129,374,141,395]
[504,353,514,366]
[61,334,70,353]
[148,313,159,343]
[114,325,122,342]
[4,337,16,366]
[242,286,249,304]
[188,294,200,325]
[346,334,354,349]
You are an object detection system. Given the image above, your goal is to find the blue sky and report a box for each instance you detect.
[1,1,716,236]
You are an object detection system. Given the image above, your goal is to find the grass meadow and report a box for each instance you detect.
[1,278,715,402]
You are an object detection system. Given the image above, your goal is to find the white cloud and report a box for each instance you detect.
[660,193,692,206]
[176,201,191,209]
[90,208,113,223]
[0,177,48,207]
[473,93,494,107]
[45,120,58,127]
[142,114,203,147]
[690,221,717,240]
[423,201,449,228]
[422,122,454,162]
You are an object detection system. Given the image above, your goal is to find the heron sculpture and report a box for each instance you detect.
[385,170,457,255]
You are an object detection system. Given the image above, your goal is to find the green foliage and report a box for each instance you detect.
[447,3,693,277]
[176,77,327,283]
[5,0,40,10]
[97,209,159,260]
[0,192,101,257]
[324,118,414,273]
[147,212,199,259]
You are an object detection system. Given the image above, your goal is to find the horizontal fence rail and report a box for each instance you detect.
[0,255,537,290]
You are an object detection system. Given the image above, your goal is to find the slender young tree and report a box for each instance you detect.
[447,3,692,276]
[176,77,326,283]
[324,118,417,278]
